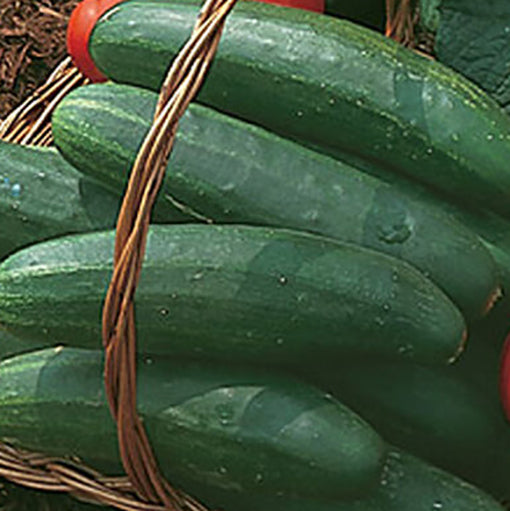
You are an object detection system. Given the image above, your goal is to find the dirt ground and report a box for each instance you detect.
[0,0,78,118]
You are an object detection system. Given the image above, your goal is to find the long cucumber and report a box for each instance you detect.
[88,0,510,218]
[51,82,500,320]
[209,449,506,511]
[0,224,466,366]
[306,351,510,500]
[0,347,386,502]
[0,348,504,511]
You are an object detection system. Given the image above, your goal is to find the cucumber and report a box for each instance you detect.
[0,344,503,511]
[369,449,506,511]
[322,133,510,318]
[0,141,121,260]
[0,224,466,366]
[0,346,386,502]
[450,318,505,395]
[437,200,510,318]
[481,240,510,317]
[88,0,510,218]
[206,449,506,511]
[307,353,510,500]
[0,482,104,511]
[51,82,500,320]
[0,327,47,361]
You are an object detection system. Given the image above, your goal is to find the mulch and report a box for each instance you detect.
[0,0,78,119]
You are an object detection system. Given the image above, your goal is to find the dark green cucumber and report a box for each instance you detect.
[207,449,506,511]
[0,347,386,502]
[0,327,48,361]
[0,224,466,365]
[89,0,510,218]
[0,348,503,511]
[307,351,510,500]
[0,141,121,260]
[51,82,500,320]
[429,197,510,317]
[0,482,103,511]
[481,241,510,317]
[450,318,505,396]
[367,449,506,511]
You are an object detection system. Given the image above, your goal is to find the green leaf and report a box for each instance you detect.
[435,0,510,114]
[419,0,441,32]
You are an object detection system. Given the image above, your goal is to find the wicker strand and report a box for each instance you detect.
[100,0,237,507]
[0,57,89,146]
[0,443,208,511]
[385,0,417,47]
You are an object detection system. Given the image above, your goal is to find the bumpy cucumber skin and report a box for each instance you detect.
[89,0,510,218]
[307,353,510,500]
[0,347,386,501]
[0,142,120,260]
[0,225,466,365]
[51,83,500,320]
[1,349,503,511]
[371,449,506,511]
[205,449,506,511]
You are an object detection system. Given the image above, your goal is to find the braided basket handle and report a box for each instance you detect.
[101,0,238,507]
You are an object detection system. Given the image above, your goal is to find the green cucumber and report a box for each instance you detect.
[437,200,510,318]
[89,0,510,218]
[0,482,105,511]
[0,141,121,260]
[51,82,500,320]
[450,318,505,395]
[0,327,47,361]
[0,224,466,365]
[1,348,503,510]
[367,449,506,511]
[207,449,506,511]
[0,346,386,502]
[481,241,510,317]
[308,352,510,500]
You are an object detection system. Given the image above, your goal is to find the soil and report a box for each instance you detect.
[0,0,79,118]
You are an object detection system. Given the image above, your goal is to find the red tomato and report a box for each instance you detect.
[67,0,126,82]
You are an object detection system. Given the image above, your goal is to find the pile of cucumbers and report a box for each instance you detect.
[2,1,510,510]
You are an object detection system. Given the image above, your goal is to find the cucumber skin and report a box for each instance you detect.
[51,82,500,321]
[0,142,119,260]
[0,328,47,362]
[89,0,510,218]
[208,449,505,511]
[0,347,386,502]
[0,348,503,511]
[0,224,465,366]
[307,351,510,501]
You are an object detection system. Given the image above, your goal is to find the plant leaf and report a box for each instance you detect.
[435,0,510,113]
